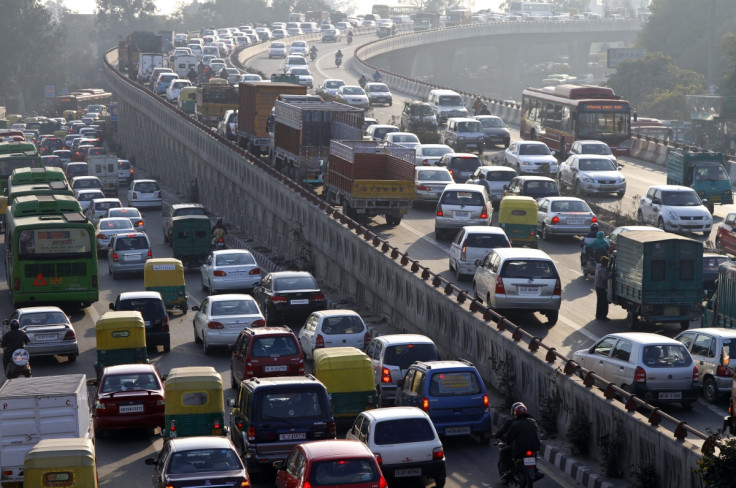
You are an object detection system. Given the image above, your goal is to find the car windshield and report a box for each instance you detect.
[661,190,701,206]
[272,43,284,48]
[581,144,613,155]
[309,459,380,484]
[695,165,730,181]
[374,418,435,445]
[550,200,591,212]
[501,259,557,279]
[252,336,299,356]
[167,449,242,474]
[579,158,616,171]
[101,373,160,393]
[19,311,67,326]
[429,371,482,396]
[369,84,389,92]
[211,299,260,316]
[465,234,509,248]
[274,276,317,291]
[641,344,693,367]
[457,121,482,132]
[260,391,324,419]
[417,170,453,182]
[343,87,364,95]
[441,190,484,206]
[410,104,434,116]
[320,316,364,334]
[215,252,256,266]
[478,117,504,128]
[438,95,462,106]
[117,298,165,318]
[325,80,343,88]
[420,147,451,157]
[519,144,551,156]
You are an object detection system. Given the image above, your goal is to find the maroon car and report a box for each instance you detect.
[716,212,736,256]
[230,326,305,387]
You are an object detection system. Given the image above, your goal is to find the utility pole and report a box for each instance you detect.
[708,0,715,94]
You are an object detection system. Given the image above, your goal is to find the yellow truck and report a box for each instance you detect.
[195,81,239,128]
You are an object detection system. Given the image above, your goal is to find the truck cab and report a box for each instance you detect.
[666,150,733,214]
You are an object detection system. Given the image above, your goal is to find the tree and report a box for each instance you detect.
[695,432,736,488]
[96,0,157,46]
[720,32,736,96]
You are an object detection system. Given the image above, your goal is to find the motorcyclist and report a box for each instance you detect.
[473,96,484,116]
[335,49,343,66]
[1,319,30,373]
[347,30,354,44]
[580,223,600,265]
[212,217,227,238]
[372,68,382,82]
[496,403,542,481]
[358,74,367,88]
[309,45,318,60]
[586,230,610,263]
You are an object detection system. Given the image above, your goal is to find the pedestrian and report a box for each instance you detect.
[595,255,612,321]
[475,171,492,194]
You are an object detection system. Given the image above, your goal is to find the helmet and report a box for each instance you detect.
[513,404,528,418]
[510,401,525,416]
[590,223,599,232]
[9,319,20,330]
[216,217,223,224]
[477,172,486,179]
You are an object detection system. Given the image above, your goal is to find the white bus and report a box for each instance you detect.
[508,1,554,17]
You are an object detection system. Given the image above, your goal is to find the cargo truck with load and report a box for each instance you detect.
[270,100,364,185]
[119,31,163,79]
[0,374,94,486]
[607,230,703,330]
[196,82,239,128]
[703,261,736,328]
[666,149,732,214]
[324,140,415,226]
[237,81,306,156]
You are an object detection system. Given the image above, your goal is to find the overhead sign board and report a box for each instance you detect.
[607,48,646,68]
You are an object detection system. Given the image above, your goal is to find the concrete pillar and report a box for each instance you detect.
[569,39,592,74]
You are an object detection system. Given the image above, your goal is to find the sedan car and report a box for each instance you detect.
[414,166,454,203]
[286,67,313,88]
[537,196,597,240]
[253,271,326,325]
[558,154,626,197]
[105,206,145,233]
[336,85,370,109]
[2,306,79,362]
[364,82,393,106]
[269,42,287,58]
[91,363,165,437]
[192,294,266,354]
[384,132,420,150]
[289,40,309,56]
[474,115,511,148]
[74,189,105,212]
[504,141,558,175]
[317,78,345,97]
[95,217,135,255]
[127,179,162,208]
[414,144,453,166]
[200,249,261,294]
[321,28,341,42]
[145,436,249,488]
[567,139,617,166]
[298,309,370,359]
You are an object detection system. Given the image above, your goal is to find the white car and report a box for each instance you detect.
[567,139,617,166]
[268,42,287,58]
[192,294,266,354]
[638,185,712,235]
[281,54,308,73]
[558,154,626,197]
[126,179,161,208]
[166,79,192,103]
[95,217,135,256]
[105,206,146,233]
[504,140,558,175]
[297,309,369,359]
[74,189,105,212]
[449,225,511,280]
[317,79,345,96]
[286,67,313,88]
[384,132,420,150]
[289,40,309,56]
[414,144,453,166]
[240,73,263,82]
[200,250,262,294]
[335,85,370,109]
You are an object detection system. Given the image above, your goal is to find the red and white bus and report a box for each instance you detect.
[520,84,631,156]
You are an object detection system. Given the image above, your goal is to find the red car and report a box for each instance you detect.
[92,363,165,437]
[716,212,736,256]
[230,326,305,387]
[275,440,388,488]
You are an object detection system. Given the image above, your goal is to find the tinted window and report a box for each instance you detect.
[501,260,557,279]
[441,191,484,206]
[428,371,482,396]
[259,390,325,419]
[116,236,149,250]
[309,459,380,484]
[168,449,242,474]
[383,343,438,369]
[417,170,452,182]
[252,336,299,356]
[273,276,318,291]
[485,171,515,182]
[117,298,166,319]
[374,418,435,444]
[215,253,256,266]
[518,144,551,156]
[449,158,481,171]
[465,234,509,248]
[320,316,364,334]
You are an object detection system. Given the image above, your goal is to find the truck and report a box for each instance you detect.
[159,30,175,53]
[195,82,239,128]
[270,100,364,185]
[121,31,163,79]
[0,374,94,486]
[171,54,197,78]
[703,261,736,328]
[607,230,703,330]
[666,149,733,214]
[288,12,306,23]
[237,82,306,156]
[86,154,119,196]
[137,53,163,84]
[306,10,330,23]
[324,140,415,226]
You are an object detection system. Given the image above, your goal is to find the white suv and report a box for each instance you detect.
[638,185,712,235]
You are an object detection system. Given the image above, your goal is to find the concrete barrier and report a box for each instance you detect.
[653,141,669,166]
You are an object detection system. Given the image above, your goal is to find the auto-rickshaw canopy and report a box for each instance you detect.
[498,196,539,248]
[24,438,97,488]
[144,258,185,287]
[313,347,375,393]
[165,366,225,413]
[95,311,146,350]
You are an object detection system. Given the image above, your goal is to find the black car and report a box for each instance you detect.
[145,436,249,488]
[252,271,325,325]
[436,153,482,183]
[110,291,170,352]
[400,100,438,132]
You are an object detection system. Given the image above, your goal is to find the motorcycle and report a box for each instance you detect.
[358,77,367,89]
[335,56,343,68]
[212,236,226,250]
[6,348,31,379]
[496,442,542,488]
[347,34,353,45]
[309,50,317,62]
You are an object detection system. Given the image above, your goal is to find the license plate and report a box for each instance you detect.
[601,185,615,190]
[518,286,541,295]
[523,457,537,466]
[290,299,309,305]
[445,426,471,436]
[454,211,470,218]
[125,255,142,262]
[568,218,583,224]
[265,365,288,372]
[230,271,246,277]
[664,306,679,316]
[35,334,57,341]
[279,432,306,441]
[119,404,144,413]
[658,392,682,400]
[394,468,422,477]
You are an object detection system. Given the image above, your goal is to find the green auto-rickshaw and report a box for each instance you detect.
[171,215,211,267]
[498,196,539,248]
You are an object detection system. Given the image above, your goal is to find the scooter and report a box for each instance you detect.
[5,348,31,379]
[496,442,542,488]
[309,50,317,62]
[212,236,226,250]
[335,56,342,68]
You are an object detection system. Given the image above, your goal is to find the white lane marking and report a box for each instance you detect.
[400,221,449,253]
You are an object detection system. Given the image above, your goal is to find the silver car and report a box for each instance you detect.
[434,184,492,240]
[414,166,454,203]
[105,206,146,233]
[472,247,561,325]
[200,250,262,294]
[297,309,369,359]
[449,226,511,280]
[192,294,266,354]
[675,328,736,403]
[558,154,626,197]
[2,307,79,361]
[536,196,597,240]
[465,166,517,207]
[107,232,152,279]
[95,217,135,256]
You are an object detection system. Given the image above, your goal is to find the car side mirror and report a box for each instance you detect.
[109,303,115,310]
[192,306,199,311]
[273,460,286,471]
[652,197,660,204]
[227,398,236,407]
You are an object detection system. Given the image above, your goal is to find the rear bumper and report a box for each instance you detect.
[383,459,446,481]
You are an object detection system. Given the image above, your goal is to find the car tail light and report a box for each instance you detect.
[161,314,169,331]
[421,397,430,411]
[551,216,559,224]
[432,446,444,460]
[147,250,152,259]
[136,220,144,227]
[328,420,337,437]
[169,419,177,436]
[214,270,227,276]
[97,233,105,239]
[303,483,311,488]
[63,330,76,341]
[379,476,388,488]
[313,293,325,301]
[112,252,118,262]
[692,365,700,383]
[634,366,646,383]
[247,426,256,441]
[208,321,224,329]
[482,393,489,408]
[131,192,138,199]
[315,334,324,349]
[363,330,371,345]
[272,295,287,303]
[422,159,431,166]
[155,191,161,198]
[380,367,392,383]
[480,204,488,219]
[716,364,732,377]
[525,450,534,457]
[495,276,505,295]
[436,207,444,217]
[246,361,254,377]
[375,453,383,465]
[448,169,454,177]
[213,417,222,432]
[553,278,561,296]
[251,319,266,327]
[460,245,467,261]
[298,358,305,375]
[591,216,598,223]
[249,268,261,275]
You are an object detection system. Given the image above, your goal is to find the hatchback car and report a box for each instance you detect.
[230,326,305,387]
[573,332,700,408]
[298,309,370,359]
[85,197,123,226]
[117,159,134,185]
[436,153,482,183]
[449,226,511,280]
[504,175,560,201]
[365,334,440,407]
[336,86,370,109]
[200,249,261,294]
[504,141,558,175]
[192,294,266,354]
[127,179,162,208]
[558,154,626,197]
[395,360,492,443]
[537,196,597,240]
[110,291,170,352]
[107,232,152,279]
[41,155,61,168]
[275,440,387,488]
[401,100,438,132]
[472,247,561,325]
[253,271,326,325]
[638,185,712,235]
[105,206,145,233]
[347,407,445,487]
[474,115,511,148]
[434,183,492,240]
[414,144,453,166]
[364,82,392,106]
[414,166,454,203]
[95,217,135,255]
[364,124,399,142]
[383,131,420,150]
[91,363,165,437]
[675,328,736,403]
[74,189,105,212]
[70,176,102,193]
[2,306,79,362]
[466,166,518,207]
[282,54,308,72]
[443,117,485,154]
[145,436,249,488]
[268,42,288,58]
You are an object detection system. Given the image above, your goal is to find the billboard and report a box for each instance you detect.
[607,48,646,68]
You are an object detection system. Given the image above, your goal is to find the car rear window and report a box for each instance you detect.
[259,391,325,419]
[20,311,67,326]
[428,371,482,396]
[441,190,484,206]
[465,234,509,248]
[550,200,590,212]
[641,345,693,367]
[117,298,166,318]
[486,170,515,182]
[501,260,557,279]
[116,236,149,250]
[135,182,159,193]
[523,181,559,196]
[211,300,260,316]
[310,459,380,484]
[449,158,480,171]
[215,253,256,266]
[252,336,299,356]
[374,418,435,444]
[320,316,364,334]
[274,276,317,291]
[384,343,438,369]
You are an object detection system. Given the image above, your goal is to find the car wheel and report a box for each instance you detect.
[657,217,666,231]
[435,478,446,488]
[626,305,638,329]
[163,340,171,353]
[203,334,212,355]
[679,320,690,331]
[546,310,558,326]
[67,354,77,362]
[194,322,202,343]
[478,433,491,445]
[110,267,117,280]
[574,179,584,195]
[542,225,551,241]
[515,162,521,174]
[637,210,644,224]
[557,172,565,190]
[703,377,719,403]
[455,263,463,282]
[95,428,106,439]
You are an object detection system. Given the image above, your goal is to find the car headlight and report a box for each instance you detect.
[458,136,465,141]
[581,176,593,183]
[667,210,678,219]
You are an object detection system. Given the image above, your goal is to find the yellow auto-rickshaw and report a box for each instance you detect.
[95,311,147,377]
[63,110,78,121]
[0,195,7,232]
[163,366,227,439]
[144,258,187,313]
[498,196,539,248]
[23,438,97,488]
[313,347,377,421]
[178,86,197,114]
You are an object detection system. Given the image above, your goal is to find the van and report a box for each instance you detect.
[428,89,468,124]
[300,22,319,33]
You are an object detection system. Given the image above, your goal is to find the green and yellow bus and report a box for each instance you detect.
[7,180,74,206]
[0,141,43,192]
[10,194,82,218]
[5,211,98,307]
[9,166,68,188]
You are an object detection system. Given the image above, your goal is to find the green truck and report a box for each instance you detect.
[703,261,736,328]
[666,149,733,214]
[608,230,703,330]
